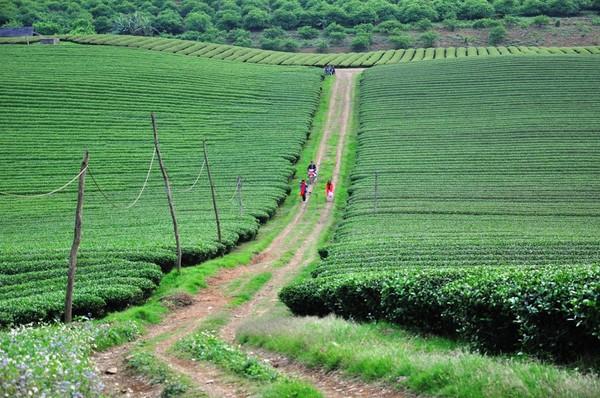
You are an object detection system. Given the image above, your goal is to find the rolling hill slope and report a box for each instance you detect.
[282,55,600,359]
[0,44,321,325]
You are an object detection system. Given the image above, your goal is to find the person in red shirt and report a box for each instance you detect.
[300,179,307,202]
[326,180,334,202]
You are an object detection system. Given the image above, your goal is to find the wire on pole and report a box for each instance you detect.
[0,166,88,199]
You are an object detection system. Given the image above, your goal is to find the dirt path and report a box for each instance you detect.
[94,69,405,398]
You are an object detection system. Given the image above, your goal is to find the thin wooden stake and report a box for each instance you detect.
[151,113,182,273]
[203,139,222,243]
[237,176,243,216]
[65,150,89,323]
[374,171,379,214]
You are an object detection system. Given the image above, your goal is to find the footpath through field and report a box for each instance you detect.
[94,69,405,397]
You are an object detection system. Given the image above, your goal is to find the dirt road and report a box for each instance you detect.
[95,69,405,398]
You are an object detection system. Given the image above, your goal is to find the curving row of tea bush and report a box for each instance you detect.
[282,265,600,359]
[0,45,321,325]
[10,34,597,67]
[282,55,600,360]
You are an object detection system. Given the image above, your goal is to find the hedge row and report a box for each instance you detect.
[280,265,600,360]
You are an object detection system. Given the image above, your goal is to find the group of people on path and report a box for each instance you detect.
[299,161,334,202]
[324,64,336,75]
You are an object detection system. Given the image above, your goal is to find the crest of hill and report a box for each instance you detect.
[1,33,599,67]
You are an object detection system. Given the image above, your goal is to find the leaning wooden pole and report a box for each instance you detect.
[64,150,89,323]
[237,176,243,216]
[151,113,182,273]
[203,139,222,243]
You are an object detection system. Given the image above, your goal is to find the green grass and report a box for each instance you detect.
[238,316,600,398]
[175,331,322,397]
[11,34,597,67]
[281,55,600,360]
[229,272,272,308]
[0,44,322,325]
[126,350,204,398]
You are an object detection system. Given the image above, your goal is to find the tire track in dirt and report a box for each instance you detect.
[94,69,406,398]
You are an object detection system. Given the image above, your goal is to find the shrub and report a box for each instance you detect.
[153,9,184,34]
[328,31,346,44]
[458,0,495,20]
[389,33,413,49]
[242,8,270,31]
[184,11,212,32]
[502,15,520,27]
[420,30,439,47]
[397,0,438,23]
[591,16,600,26]
[442,18,459,31]
[263,26,286,39]
[375,20,407,34]
[33,21,62,35]
[281,38,299,52]
[216,9,242,30]
[259,37,282,50]
[533,14,551,27]
[324,22,345,37]
[414,18,433,31]
[272,8,298,30]
[488,25,507,45]
[472,18,502,28]
[316,39,329,53]
[351,34,371,51]
[298,25,319,39]
[354,23,374,34]
[519,0,548,16]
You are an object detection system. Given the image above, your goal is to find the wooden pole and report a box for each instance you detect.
[64,150,89,323]
[237,176,243,216]
[151,113,182,273]
[374,171,379,214]
[203,139,222,243]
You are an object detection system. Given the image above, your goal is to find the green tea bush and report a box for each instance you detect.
[281,266,600,359]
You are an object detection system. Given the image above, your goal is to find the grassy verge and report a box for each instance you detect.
[228,272,272,308]
[126,350,205,398]
[175,331,322,398]
[238,316,600,398]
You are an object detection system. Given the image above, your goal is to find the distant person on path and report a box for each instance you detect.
[307,161,317,185]
[300,179,307,202]
[326,180,334,202]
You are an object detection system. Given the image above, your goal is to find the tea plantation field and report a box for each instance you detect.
[0,45,321,325]
[8,34,597,68]
[281,55,600,359]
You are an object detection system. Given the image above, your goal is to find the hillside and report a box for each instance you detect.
[11,34,597,68]
[0,44,321,325]
[282,55,600,360]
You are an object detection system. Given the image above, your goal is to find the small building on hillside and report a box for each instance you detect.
[40,37,60,45]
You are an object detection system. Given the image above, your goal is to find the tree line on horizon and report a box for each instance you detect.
[1,0,598,51]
